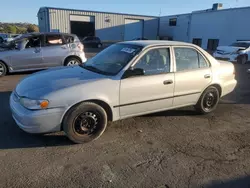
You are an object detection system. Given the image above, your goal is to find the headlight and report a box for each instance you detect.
[20,97,49,110]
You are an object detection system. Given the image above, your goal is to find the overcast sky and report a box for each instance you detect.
[1,0,250,23]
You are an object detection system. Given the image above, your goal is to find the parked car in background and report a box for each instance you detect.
[213,41,250,64]
[81,36,102,48]
[10,40,236,144]
[0,33,9,43]
[133,37,148,40]
[0,32,86,76]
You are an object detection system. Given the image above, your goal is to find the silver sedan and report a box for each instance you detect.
[10,41,237,143]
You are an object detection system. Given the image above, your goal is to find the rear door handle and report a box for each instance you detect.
[204,74,211,79]
[163,80,173,85]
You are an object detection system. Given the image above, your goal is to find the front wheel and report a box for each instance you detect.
[63,102,108,144]
[194,86,220,114]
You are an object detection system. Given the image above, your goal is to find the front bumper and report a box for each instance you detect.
[10,92,66,134]
[213,52,238,62]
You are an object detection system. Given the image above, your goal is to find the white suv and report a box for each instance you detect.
[213,41,250,64]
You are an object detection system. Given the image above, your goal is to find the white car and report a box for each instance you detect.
[213,41,250,64]
[10,41,237,143]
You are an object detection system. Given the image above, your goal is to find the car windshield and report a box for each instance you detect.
[81,44,143,75]
[230,42,250,48]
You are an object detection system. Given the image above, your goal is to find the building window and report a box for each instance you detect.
[207,39,219,51]
[192,38,202,47]
[169,18,177,26]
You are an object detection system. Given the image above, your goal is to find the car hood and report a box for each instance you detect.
[216,46,246,53]
[15,66,107,98]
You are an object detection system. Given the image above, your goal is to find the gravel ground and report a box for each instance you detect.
[0,58,250,188]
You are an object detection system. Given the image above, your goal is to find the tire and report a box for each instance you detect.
[194,86,220,114]
[64,57,81,66]
[238,55,248,64]
[0,61,7,77]
[63,102,108,144]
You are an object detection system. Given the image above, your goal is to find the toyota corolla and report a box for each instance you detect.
[10,41,237,143]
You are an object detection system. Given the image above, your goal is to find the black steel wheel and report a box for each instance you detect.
[63,102,107,144]
[195,86,220,114]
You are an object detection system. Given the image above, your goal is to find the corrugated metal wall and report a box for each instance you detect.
[39,8,158,41]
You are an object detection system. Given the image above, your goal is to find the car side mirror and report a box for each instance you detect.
[122,67,144,79]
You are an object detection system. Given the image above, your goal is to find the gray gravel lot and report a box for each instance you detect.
[0,55,250,188]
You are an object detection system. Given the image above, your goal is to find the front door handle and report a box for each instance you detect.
[204,74,211,79]
[163,80,173,85]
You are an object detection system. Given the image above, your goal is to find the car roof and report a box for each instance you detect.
[120,40,196,47]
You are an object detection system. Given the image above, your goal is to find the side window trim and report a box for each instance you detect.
[173,46,211,73]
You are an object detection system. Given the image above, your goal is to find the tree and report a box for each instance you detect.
[27,24,39,33]
[5,25,17,34]
[16,26,27,34]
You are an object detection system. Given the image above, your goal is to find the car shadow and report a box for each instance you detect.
[202,175,250,188]
[0,91,73,150]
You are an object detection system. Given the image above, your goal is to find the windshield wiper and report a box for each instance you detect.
[81,65,111,75]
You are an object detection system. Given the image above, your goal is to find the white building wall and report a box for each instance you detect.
[159,6,250,49]
[159,14,190,42]
[189,7,250,49]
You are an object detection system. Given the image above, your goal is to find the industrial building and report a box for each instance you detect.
[38,4,250,50]
[37,7,158,41]
[159,4,250,51]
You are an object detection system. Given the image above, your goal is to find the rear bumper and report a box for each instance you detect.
[213,52,238,62]
[221,79,237,96]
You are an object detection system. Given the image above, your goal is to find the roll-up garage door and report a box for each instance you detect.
[70,15,95,39]
[124,19,143,41]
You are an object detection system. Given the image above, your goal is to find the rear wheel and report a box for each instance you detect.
[238,55,248,64]
[65,57,81,66]
[63,102,108,144]
[194,86,220,114]
[0,61,7,77]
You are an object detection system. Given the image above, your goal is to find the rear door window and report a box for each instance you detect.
[174,47,209,72]
[45,34,63,46]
